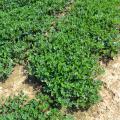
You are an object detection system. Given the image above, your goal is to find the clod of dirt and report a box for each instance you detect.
[74,55,120,120]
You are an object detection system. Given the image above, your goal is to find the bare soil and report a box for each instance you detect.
[0,65,36,99]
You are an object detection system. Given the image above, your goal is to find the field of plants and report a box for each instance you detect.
[0,0,120,119]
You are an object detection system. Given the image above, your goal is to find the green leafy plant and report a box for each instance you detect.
[0,43,14,80]
[0,92,74,120]
[0,0,69,80]
[0,0,120,111]
[27,0,120,108]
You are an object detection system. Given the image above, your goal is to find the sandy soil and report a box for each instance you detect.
[0,65,36,99]
[74,55,120,120]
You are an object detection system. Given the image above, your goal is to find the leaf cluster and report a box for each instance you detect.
[0,93,73,120]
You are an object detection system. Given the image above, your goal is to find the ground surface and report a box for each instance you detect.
[0,55,120,120]
[0,65,36,99]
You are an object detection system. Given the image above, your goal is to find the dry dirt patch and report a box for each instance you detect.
[74,55,120,120]
[0,65,36,99]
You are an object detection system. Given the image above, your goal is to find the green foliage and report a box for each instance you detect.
[0,93,74,120]
[27,0,120,108]
[0,0,69,80]
[27,33,102,108]
[0,43,13,80]
[0,0,120,110]
[0,0,40,12]
[0,0,68,42]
